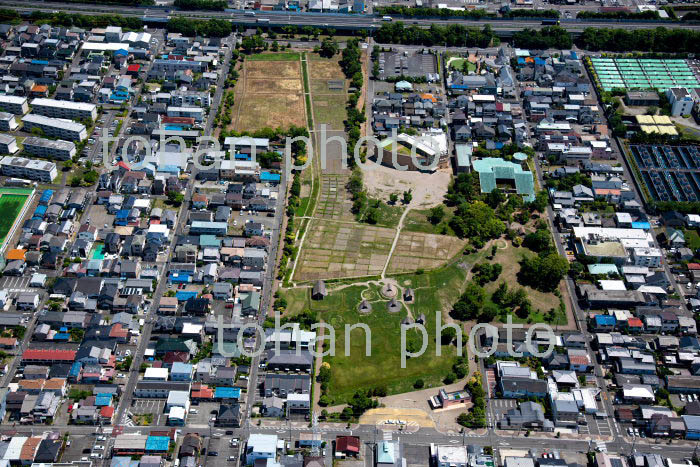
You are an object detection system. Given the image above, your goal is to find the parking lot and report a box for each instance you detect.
[62,433,110,463]
[188,401,221,426]
[130,399,166,426]
[579,413,613,437]
[0,276,39,301]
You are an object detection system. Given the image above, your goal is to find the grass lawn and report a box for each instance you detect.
[403,207,456,236]
[312,94,348,132]
[484,242,567,325]
[0,193,29,243]
[356,201,404,229]
[684,229,700,251]
[247,52,301,61]
[448,58,476,73]
[281,261,469,404]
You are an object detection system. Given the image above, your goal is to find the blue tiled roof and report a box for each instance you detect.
[214,387,241,400]
[145,436,170,452]
[595,315,616,326]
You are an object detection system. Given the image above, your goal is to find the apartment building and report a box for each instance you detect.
[0,95,28,115]
[30,98,98,121]
[0,112,18,131]
[0,134,19,155]
[0,155,57,182]
[166,106,203,122]
[22,114,87,141]
[23,137,77,161]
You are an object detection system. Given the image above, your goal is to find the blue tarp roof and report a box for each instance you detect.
[115,209,129,219]
[175,290,197,302]
[260,172,281,182]
[170,272,191,284]
[95,393,112,406]
[631,222,651,230]
[53,333,70,341]
[39,190,53,203]
[145,436,170,452]
[34,205,47,216]
[69,362,82,377]
[595,315,616,325]
[214,387,241,399]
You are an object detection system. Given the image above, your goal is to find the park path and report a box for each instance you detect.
[381,207,411,279]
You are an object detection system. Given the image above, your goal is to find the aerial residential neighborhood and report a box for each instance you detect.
[0,2,695,467]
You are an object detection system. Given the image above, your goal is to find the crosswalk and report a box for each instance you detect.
[382,430,393,441]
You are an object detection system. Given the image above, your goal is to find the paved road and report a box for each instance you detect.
[0,1,696,32]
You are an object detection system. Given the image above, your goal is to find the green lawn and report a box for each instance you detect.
[247,52,301,61]
[449,58,477,72]
[280,261,469,404]
[684,229,700,251]
[403,207,456,236]
[357,202,404,229]
[0,193,29,243]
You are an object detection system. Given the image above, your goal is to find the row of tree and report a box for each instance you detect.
[513,26,572,49]
[576,10,663,20]
[375,23,497,48]
[174,0,227,10]
[577,27,700,52]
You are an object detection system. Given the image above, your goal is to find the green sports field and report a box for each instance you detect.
[0,189,31,244]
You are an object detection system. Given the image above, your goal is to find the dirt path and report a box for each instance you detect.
[311,322,325,410]
[381,207,410,278]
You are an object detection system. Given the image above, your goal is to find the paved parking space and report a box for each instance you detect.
[189,401,220,426]
[579,414,613,436]
[130,399,166,426]
[489,398,517,428]
[0,276,38,300]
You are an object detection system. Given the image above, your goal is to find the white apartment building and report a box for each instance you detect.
[632,247,662,268]
[22,137,76,161]
[0,134,19,155]
[0,95,29,115]
[0,156,57,182]
[30,98,98,121]
[22,114,87,141]
[166,106,203,122]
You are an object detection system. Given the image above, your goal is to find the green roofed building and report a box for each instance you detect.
[472,157,535,202]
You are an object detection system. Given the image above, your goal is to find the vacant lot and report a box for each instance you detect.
[387,232,466,274]
[233,57,306,132]
[294,219,395,281]
[403,207,457,236]
[281,263,467,403]
[245,78,303,94]
[235,94,306,132]
[312,94,348,132]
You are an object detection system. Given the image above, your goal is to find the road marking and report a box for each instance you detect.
[449,440,459,444]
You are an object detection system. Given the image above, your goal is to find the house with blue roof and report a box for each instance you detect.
[115,209,130,226]
[214,387,241,400]
[95,393,113,407]
[175,291,198,302]
[260,172,281,184]
[593,314,616,331]
[199,235,221,248]
[68,362,82,382]
[170,272,192,285]
[145,436,170,452]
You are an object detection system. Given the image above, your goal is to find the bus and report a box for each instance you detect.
[382,15,393,21]
[257,18,270,23]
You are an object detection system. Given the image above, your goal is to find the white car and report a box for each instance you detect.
[97,436,106,441]
[681,394,687,402]
[93,445,104,450]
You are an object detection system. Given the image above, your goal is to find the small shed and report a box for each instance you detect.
[311,280,327,300]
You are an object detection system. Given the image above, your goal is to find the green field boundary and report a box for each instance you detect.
[0,187,33,195]
[247,52,301,61]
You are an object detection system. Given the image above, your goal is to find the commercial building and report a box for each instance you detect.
[30,98,98,121]
[22,137,76,161]
[0,95,29,115]
[0,155,57,182]
[22,114,87,141]
[666,87,695,117]
[472,157,535,202]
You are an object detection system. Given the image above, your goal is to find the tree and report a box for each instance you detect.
[413,379,425,389]
[441,326,457,345]
[403,189,413,205]
[518,253,570,292]
[449,201,505,241]
[366,208,379,225]
[389,193,399,205]
[523,228,552,253]
[69,328,85,342]
[319,38,339,58]
[451,281,486,321]
[428,205,445,225]
[167,190,184,206]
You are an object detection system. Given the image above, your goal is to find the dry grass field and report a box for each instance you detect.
[386,232,466,274]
